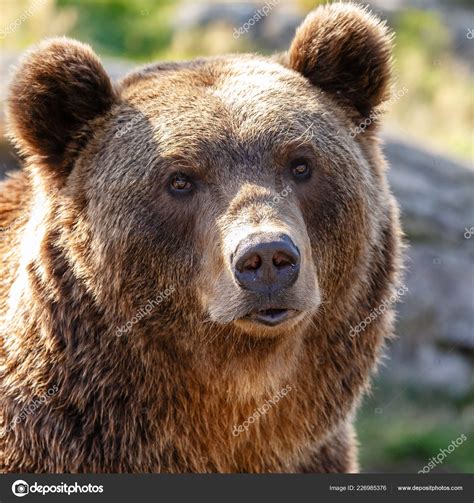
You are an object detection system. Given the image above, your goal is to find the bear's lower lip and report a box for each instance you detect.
[244,308,299,327]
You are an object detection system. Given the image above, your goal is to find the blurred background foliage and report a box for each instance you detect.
[0,0,473,473]
[0,0,474,159]
[1,0,472,160]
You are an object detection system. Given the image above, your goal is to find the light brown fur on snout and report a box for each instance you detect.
[1,3,402,473]
[201,182,321,331]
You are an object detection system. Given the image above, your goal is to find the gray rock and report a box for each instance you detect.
[386,342,473,397]
[384,136,474,396]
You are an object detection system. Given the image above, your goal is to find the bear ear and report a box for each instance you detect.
[6,37,117,183]
[287,3,392,121]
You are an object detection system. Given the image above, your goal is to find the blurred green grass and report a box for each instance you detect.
[387,9,473,160]
[357,383,474,473]
[1,1,471,161]
[57,0,175,60]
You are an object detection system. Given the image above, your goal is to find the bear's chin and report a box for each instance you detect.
[233,309,308,337]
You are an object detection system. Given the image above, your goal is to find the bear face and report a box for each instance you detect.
[6,3,392,341]
[1,4,402,473]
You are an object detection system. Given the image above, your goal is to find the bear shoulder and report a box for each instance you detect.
[0,170,31,302]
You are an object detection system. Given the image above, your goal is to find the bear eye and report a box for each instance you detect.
[169,173,194,195]
[290,159,311,180]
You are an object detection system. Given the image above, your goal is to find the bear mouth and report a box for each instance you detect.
[243,308,300,327]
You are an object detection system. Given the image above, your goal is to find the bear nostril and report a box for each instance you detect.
[272,251,295,269]
[241,253,262,272]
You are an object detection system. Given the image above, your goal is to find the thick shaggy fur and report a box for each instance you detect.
[0,3,402,473]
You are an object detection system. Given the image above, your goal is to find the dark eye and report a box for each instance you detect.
[169,173,193,194]
[290,159,311,180]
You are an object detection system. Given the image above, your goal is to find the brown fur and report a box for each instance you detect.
[0,3,402,473]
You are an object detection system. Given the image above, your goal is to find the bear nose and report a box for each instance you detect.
[232,233,300,294]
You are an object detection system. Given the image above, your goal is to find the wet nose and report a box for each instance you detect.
[232,233,300,294]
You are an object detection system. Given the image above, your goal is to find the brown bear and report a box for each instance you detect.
[0,3,402,473]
